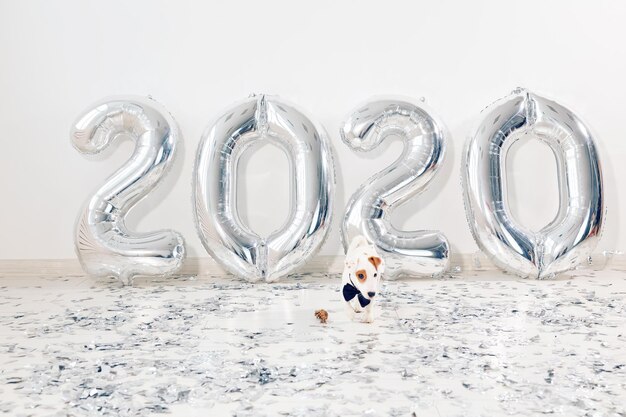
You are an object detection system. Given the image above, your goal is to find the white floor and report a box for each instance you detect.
[0,267,625,417]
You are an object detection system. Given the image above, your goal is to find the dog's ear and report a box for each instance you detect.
[368,256,382,270]
[348,236,369,252]
[344,253,356,270]
[345,243,361,270]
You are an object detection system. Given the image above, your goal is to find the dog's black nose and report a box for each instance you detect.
[367,292,376,298]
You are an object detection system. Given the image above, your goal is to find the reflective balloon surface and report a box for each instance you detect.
[72,97,186,285]
[462,89,604,278]
[341,97,450,279]
[193,95,335,282]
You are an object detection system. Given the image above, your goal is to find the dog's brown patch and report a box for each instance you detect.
[368,256,382,270]
[355,269,367,282]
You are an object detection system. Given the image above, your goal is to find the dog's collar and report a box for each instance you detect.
[343,275,370,308]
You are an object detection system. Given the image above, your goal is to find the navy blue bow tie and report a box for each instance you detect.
[343,282,370,308]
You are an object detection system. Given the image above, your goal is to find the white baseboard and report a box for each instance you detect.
[0,253,623,278]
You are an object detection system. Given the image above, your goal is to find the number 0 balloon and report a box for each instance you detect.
[72,97,186,284]
[462,89,604,278]
[193,95,335,282]
[340,97,450,278]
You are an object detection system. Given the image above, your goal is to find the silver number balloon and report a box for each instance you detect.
[72,97,186,284]
[340,97,450,278]
[193,95,335,282]
[462,89,604,278]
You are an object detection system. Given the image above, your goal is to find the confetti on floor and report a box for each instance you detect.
[0,268,625,416]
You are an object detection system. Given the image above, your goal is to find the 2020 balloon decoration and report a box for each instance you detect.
[71,90,606,283]
[71,97,186,285]
[340,97,450,279]
[462,89,604,279]
[193,95,335,282]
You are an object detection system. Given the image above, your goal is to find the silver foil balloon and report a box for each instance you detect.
[340,97,450,279]
[193,95,335,282]
[462,89,604,278]
[71,97,186,284]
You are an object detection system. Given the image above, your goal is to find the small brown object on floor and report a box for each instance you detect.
[315,309,328,324]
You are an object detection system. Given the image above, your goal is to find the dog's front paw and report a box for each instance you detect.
[362,311,374,323]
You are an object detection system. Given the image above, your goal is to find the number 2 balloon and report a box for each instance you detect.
[71,97,186,285]
[340,97,450,279]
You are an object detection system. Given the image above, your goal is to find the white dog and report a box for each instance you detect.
[342,236,384,323]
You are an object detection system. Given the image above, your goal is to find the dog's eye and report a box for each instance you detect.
[357,273,364,280]
[374,273,377,277]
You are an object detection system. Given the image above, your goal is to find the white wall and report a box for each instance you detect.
[0,0,624,260]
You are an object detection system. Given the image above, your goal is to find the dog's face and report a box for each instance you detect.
[345,246,384,300]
